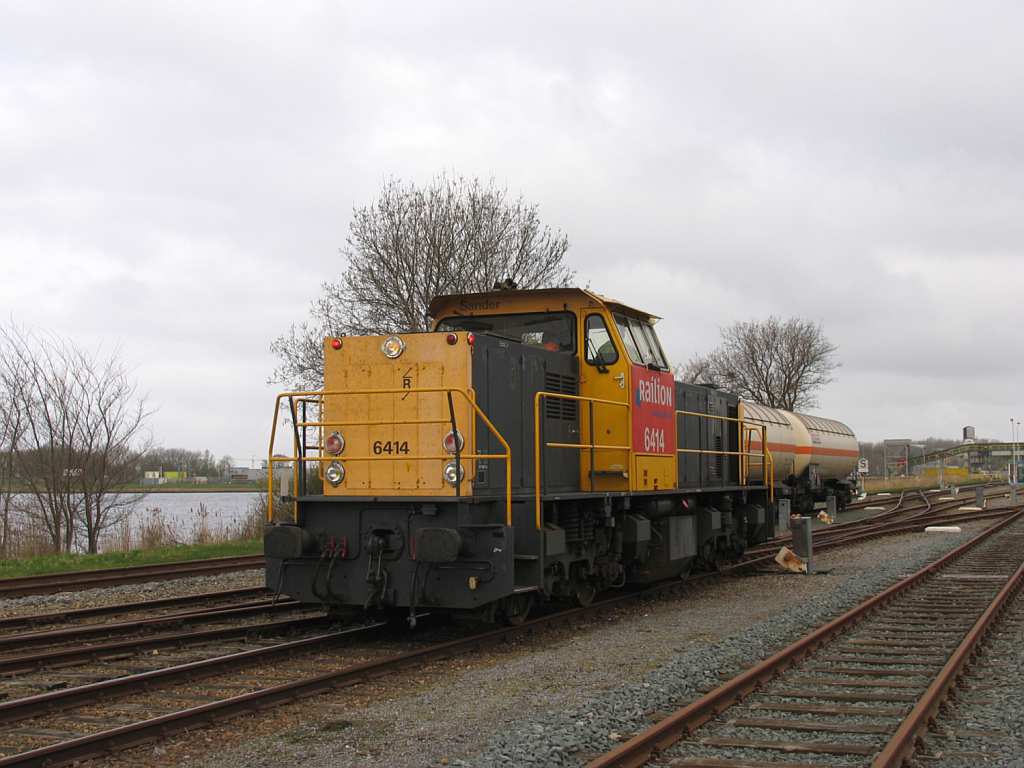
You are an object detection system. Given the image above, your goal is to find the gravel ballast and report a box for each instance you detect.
[910,588,1024,767]
[98,521,1005,768]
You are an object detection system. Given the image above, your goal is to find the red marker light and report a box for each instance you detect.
[330,338,342,350]
[445,333,458,345]
[467,332,475,346]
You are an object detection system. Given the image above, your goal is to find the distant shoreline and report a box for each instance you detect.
[2,484,264,495]
[122,485,264,494]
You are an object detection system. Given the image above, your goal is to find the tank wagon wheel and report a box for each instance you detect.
[498,593,534,626]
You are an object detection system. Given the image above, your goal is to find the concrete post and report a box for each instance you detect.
[790,516,813,574]
[777,498,792,533]
[976,486,985,508]
[826,495,837,518]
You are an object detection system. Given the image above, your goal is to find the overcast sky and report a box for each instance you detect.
[2,1,1022,463]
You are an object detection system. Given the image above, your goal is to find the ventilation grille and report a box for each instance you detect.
[710,434,723,479]
[544,372,579,420]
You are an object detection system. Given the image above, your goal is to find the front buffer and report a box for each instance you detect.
[264,497,518,620]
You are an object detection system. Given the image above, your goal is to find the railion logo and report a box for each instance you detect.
[635,375,673,407]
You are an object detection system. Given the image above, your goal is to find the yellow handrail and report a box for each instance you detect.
[675,409,774,503]
[533,391,631,530]
[267,387,513,526]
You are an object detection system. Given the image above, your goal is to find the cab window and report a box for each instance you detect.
[584,314,618,366]
[613,313,669,369]
[613,314,642,362]
[639,322,668,368]
[437,312,575,352]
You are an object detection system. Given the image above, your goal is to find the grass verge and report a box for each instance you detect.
[0,538,262,579]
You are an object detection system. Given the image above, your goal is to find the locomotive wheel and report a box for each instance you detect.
[498,593,534,626]
[700,540,719,571]
[326,606,362,625]
[573,579,597,607]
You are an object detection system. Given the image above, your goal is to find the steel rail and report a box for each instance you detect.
[0,597,297,652]
[0,614,329,675]
[0,586,270,632]
[2,504,1014,766]
[585,508,1024,768]
[747,487,1012,558]
[724,505,1019,575]
[0,555,265,597]
[0,622,389,727]
[0,593,709,767]
[803,506,1017,551]
[872,556,1024,766]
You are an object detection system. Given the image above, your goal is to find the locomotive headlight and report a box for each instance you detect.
[325,461,346,486]
[442,461,464,486]
[381,335,406,359]
[324,431,345,455]
[442,430,464,454]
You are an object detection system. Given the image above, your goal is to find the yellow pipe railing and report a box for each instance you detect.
[675,409,774,502]
[268,387,513,525]
[270,387,778,535]
[533,391,631,530]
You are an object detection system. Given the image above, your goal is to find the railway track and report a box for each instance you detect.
[0,598,316,668]
[748,484,1015,560]
[0,485,1000,602]
[585,508,1024,768]
[0,501,1016,765]
[0,589,338,704]
[0,586,271,632]
[844,482,993,512]
[0,555,265,598]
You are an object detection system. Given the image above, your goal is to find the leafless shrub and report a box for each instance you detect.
[678,317,839,411]
[224,495,266,541]
[103,517,135,552]
[137,507,181,550]
[2,507,56,558]
[270,173,574,389]
[187,502,215,545]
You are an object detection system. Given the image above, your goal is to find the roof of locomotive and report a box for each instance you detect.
[428,287,660,322]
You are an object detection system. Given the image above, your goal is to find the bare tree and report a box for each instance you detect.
[679,317,839,411]
[70,346,152,553]
[0,357,26,556]
[674,354,717,387]
[1,327,81,552]
[0,323,151,553]
[271,173,574,389]
[216,455,233,478]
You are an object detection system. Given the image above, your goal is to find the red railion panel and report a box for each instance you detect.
[631,365,676,455]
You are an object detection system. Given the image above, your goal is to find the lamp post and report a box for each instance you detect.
[1010,418,1019,486]
[1013,418,1020,486]
[912,444,927,486]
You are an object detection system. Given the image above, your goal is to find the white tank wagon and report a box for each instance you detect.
[796,413,860,480]
[739,402,859,513]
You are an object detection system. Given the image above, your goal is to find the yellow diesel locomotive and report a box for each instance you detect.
[264,288,857,623]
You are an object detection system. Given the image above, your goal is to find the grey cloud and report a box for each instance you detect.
[2,1,1022,454]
